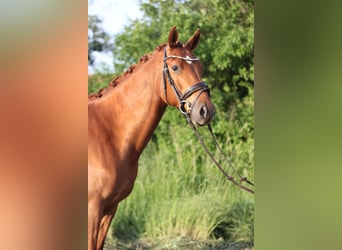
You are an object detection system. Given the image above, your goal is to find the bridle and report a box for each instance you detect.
[162,47,210,115]
[162,47,255,194]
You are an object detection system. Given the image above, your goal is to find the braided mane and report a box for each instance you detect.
[88,44,167,101]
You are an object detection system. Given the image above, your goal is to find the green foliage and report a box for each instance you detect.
[113,0,254,104]
[88,0,254,247]
[88,73,114,94]
[88,15,112,65]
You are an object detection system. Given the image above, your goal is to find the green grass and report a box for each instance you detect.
[104,237,254,250]
[108,106,254,248]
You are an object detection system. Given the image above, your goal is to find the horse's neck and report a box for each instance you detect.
[92,54,167,157]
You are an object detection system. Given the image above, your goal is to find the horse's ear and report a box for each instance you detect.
[185,28,201,51]
[168,26,179,48]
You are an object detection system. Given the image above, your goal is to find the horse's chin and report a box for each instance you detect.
[191,116,213,127]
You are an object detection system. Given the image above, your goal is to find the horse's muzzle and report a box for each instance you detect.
[190,99,215,126]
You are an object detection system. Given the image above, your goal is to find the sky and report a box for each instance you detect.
[88,0,142,73]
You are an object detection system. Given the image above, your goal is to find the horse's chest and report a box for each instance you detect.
[107,161,139,201]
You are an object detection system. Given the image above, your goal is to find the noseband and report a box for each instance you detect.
[162,48,210,115]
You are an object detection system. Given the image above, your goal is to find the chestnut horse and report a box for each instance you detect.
[88,26,215,250]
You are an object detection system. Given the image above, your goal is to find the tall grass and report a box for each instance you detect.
[109,104,254,246]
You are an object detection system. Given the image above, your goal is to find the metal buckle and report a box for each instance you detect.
[180,100,191,115]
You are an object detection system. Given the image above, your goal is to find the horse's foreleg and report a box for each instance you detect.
[88,200,103,250]
[96,203,118,250]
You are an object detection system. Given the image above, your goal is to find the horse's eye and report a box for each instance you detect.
[172,65,180,72]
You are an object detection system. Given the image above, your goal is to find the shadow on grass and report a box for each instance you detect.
[104,237,253,250]
[212,200,254,243]
[109,214,143,243]
[105,200,254,249]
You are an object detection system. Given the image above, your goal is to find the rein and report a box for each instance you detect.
[162,47,254,194]
[188,119,255,194]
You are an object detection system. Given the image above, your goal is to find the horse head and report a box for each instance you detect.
[161,26,215,126]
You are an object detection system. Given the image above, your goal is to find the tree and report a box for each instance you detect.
[88,15,112,65]
[113,0,254,104]
[110,0,254,152]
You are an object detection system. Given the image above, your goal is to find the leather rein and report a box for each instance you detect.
[162,47,255,194]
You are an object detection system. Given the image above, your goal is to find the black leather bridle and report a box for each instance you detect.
[162,47,255,194]
[162,47,210,115]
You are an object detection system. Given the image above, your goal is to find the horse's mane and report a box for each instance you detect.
[88,44,167,101]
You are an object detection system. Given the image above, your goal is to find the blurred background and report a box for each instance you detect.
[2,0,341,249]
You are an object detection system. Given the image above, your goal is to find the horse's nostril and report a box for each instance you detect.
[200,105,207,119]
